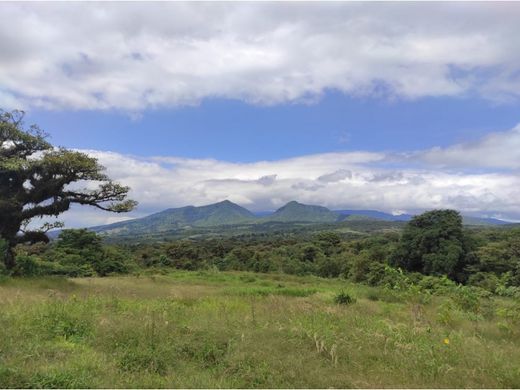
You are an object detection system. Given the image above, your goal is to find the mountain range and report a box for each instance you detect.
[87,200,510,238]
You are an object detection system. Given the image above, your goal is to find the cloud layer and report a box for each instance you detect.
[419,124,520,170]
[49,123,520,228]
[2,2,520,110]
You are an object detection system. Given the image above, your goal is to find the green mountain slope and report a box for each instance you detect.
[78,199,511,240]
[263,201,340,223]
[91,200,256,236]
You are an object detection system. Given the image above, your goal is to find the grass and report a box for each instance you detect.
[1,271,520,388]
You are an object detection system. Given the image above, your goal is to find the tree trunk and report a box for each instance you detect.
[3,245,16,270]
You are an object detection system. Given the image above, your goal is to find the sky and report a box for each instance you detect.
[2,2,520,226]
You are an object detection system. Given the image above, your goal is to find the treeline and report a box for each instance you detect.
[2,210,520,297]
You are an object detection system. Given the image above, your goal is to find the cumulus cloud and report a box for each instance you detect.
[417,123,520,169]
[45,131,520,228]
[1,2,520,110]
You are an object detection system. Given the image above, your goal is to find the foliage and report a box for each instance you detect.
[391,210,475,282]
[6,210,520,294]
[467,272,500,292]
[0,110,136,269]
[333,290,356,305]
[11,229,131,277]
[50,229,131,276]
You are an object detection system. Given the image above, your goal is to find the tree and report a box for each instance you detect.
[390,209,475,282]
[0,110,137,269]
[49,229,130,276]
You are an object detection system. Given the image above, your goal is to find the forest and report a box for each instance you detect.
[2,212,520,388]
[4,209,520,300]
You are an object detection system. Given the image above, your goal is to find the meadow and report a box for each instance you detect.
[1,270,519,388]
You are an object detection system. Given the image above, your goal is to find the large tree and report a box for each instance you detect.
[390,209,476,282]
[0,110,137,269]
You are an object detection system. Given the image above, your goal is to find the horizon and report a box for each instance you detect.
[2,2,520,227]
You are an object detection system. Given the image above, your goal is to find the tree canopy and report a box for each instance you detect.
[0,110,137,269]
[390,209,475,282]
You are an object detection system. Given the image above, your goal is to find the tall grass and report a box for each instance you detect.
[0,271,519,388]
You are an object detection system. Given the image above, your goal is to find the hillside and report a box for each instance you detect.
[336,209,412,221]
[91,200,256,236]
[462,216,510,226]
[77,200,512,240]
[263,201,340,223]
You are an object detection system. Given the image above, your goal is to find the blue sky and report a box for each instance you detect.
[26,93,520,162]
[2,2,520,226]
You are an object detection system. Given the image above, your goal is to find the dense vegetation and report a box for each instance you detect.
[87,198,510,240]
[1,188,520,388]
[2,210,519,299]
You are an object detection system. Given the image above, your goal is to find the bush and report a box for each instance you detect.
[451,285,483,314]
[334,290,356,305]
[417,275,457,294]
[347,251,372,282]
[13,255,45,276]
[467,272,500,292]
[43,230,131,277]
[13,254,95,277]
[366,263,410,290]
[96,246,131,276]
[495,285,520,299]
[316,254,346,278]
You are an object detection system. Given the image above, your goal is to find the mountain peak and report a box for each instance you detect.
[91,200,256,235]
[216,199,236,206]
[283,200,302,207]
[268,201,339,223]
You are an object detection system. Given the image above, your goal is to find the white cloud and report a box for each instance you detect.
[1,2,520,110]
[418,123,520,169]
[43,136,520,228]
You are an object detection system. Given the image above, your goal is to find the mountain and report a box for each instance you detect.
[61,200,511,240]
[335,209,413,222]
[462,216,510,226]
[263,201,340,223]
[91,200,256,236]
[336,209,508,225]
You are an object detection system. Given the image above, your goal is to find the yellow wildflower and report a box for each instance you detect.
[443,338,450,345]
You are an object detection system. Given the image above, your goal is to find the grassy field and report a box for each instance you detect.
[1,271,519,388]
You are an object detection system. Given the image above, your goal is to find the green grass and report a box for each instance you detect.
[1,271,520,388]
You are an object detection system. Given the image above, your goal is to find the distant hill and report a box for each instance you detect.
[335,209,413,222]
[336,210,508,225]
[263,201,340,223]
[55,200,512,240]
[91,200,256,236]
[462,216,510,226]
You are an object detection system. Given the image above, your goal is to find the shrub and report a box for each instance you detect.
[347,251,372,282]
[334,290,356,305]
[316,254,346,278]
[14,254,96,277]
[467,272,500,292]
[451,285,482,314]
[97,246,130,276]
[417,275,457,294]
[495,285,520,299]
[13,255,46,276]
[366,263,410,290]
